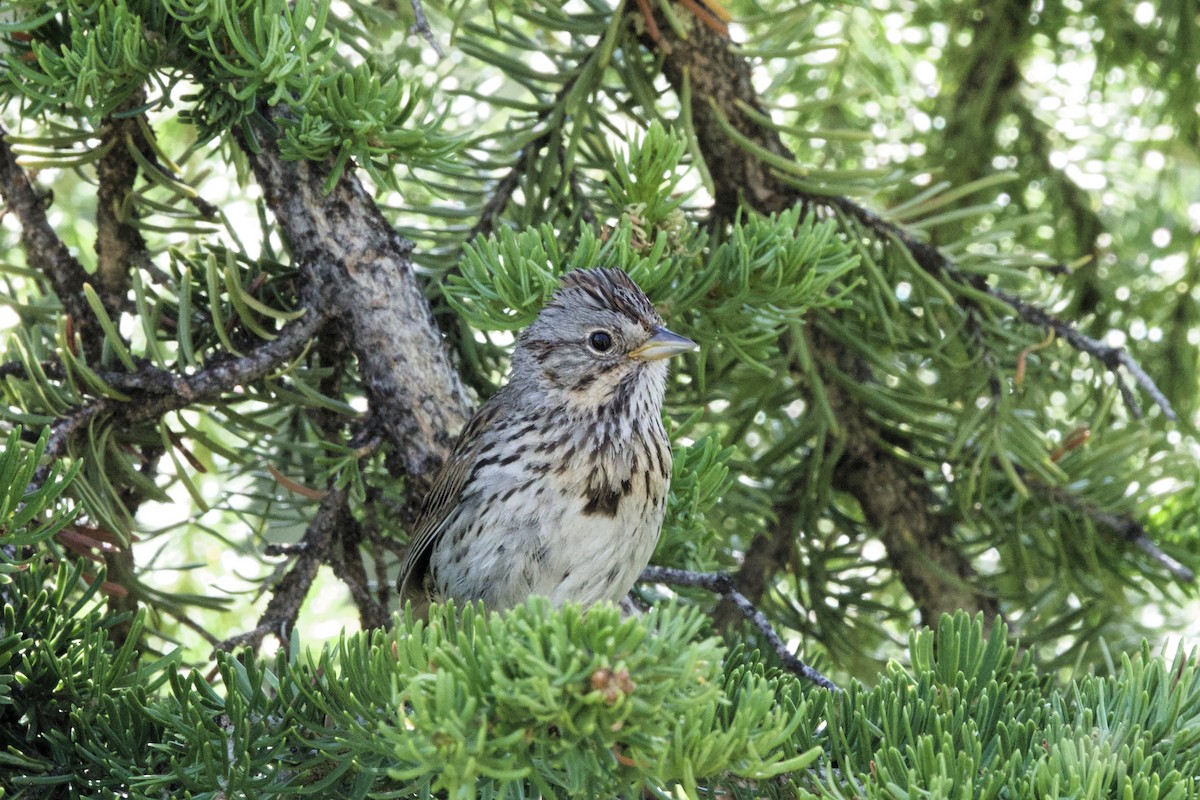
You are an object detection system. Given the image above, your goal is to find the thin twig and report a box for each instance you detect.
[639,565,839,691]
[409,0,444,58]
[989,284,1174,419]
[829,197,1178,422]
[173,609,222,647]
[125,306,329,421]
[470,136,542,242]
[0,125,100,354]
[28,305,330,491]
[1036,480,1195,583]
[1131,534,1193,583]
[467,75,584,243]
[217,487,348,652]
[43,403,110,472]
[326,511,391,631]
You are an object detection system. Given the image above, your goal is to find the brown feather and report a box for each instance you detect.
[397,394,507,606]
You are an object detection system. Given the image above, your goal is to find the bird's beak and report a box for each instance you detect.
[629,326,698,361]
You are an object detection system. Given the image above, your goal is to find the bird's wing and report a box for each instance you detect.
[397,395,506,604]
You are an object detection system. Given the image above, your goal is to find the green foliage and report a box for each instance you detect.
[0,0,456,185]
[0,0,1193,674]
[0,427,78,565]
[4,537,1198,800]
[0,426,78,717]
[447,125,858,373]
[1,535,824,797]
[2,0,1199,795]
[292,600,818,798]
[448,225,573,331]
[0,435,177,786]
[655,431,735,571]
[693,209,856,375]
[815,615,1200,799]
[11,0,161,120]
[278,63,460,192]
[14,0,1200,621]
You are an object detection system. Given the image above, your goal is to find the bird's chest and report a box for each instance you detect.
[445,417,671,608]
[533,424,671,603]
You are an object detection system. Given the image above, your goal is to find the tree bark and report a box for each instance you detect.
[241,109,472,490]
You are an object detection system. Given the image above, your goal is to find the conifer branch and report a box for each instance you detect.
[94,93,152,315]
[826,197,1178,422]
[409,0,444,57]
[0,125,101,354]
[326,503,391,631]
[640,565,839,691]
[635,10,1187,626]
[124,308,330,422]
[472,148,530,242]
[634,14,1175,423]
[42,403,109,476]
[1033,478,1194,583]
[219,487,349,652]
[635,15,1000,624]
[239,106,472,492]
[29,307,330,489]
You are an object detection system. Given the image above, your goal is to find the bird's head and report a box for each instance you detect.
[511,268,696,411]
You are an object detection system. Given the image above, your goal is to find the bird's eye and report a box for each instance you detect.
[588,330,613,353]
